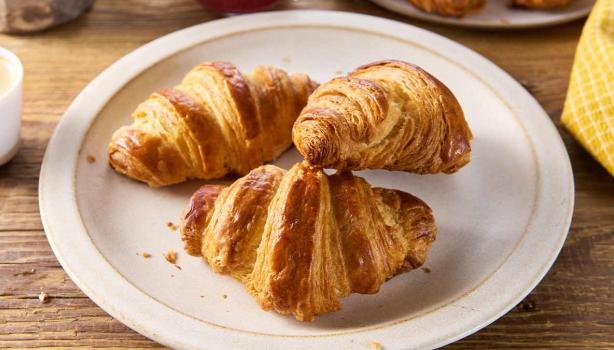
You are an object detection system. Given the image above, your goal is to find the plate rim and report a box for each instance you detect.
[39,10,574,350]
[368,0,592,29]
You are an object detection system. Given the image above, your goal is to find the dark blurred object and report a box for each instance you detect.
[0,0,93,33]
[196,0,279,14]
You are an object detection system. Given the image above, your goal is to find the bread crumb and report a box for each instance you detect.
[422,267,431,273]
[166,221,177,232]
[370,341,384,350]
[164,250,177,264]
[200,295,204,298]
[174,264,182,270]
[142,252,152,258]
[223,294,228,299]
[86,155,96,163]
[38,291,49,304]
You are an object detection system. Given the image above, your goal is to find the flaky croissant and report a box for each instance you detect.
[407,0,570,17]
[510,0,572,8]
[108,62,317,187]
[181,161,436,321]
[293,60,473,174]
[408,0,485,17]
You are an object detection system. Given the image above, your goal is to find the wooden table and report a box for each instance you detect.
[1,0,612,348]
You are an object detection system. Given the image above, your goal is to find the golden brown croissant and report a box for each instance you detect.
[181,161,437,321]
[108,62,317,187]
[293,60,473,174]
[510,0,572,8]
[407,0,485,17]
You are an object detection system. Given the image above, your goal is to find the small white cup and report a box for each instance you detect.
[0,47,22,166]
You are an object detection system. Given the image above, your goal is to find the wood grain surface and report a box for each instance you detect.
[0,0,612,349]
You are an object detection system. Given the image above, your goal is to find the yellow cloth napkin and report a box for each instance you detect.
[561,0,614,176]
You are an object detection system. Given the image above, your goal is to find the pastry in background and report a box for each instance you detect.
[511,0,572,9]
[407,0,573,16]
[108,61,317,187]
[180,162,437,321]
[407,0,485,17]
[293,60,473,174]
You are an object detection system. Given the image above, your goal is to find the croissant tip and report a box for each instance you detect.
[107,143,162,187]
[180,184,226,256]
[293,128,338,169]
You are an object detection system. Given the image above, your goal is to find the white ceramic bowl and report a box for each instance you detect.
[0,47,22,166]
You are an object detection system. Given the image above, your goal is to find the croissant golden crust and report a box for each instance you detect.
[108,61,317,187]
[180,162,436,321]
[293,60,473,174]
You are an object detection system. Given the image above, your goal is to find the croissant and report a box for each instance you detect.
[292,60,473,174]
[407,0,485,17]
[181,161,436,321]
[108,61,318,187]
[407,0,570,17]
[510,0,572,8]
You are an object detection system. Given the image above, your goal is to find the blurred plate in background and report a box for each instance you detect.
[369,0,594,28]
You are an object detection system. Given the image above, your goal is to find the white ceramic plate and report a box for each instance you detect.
[370,0,593,28]
[39,10,574,350]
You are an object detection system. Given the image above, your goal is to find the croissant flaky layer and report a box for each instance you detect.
[108,62,317,187]
[293,60,473,174]
[181,162,437,321]
[408,0,485,17]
